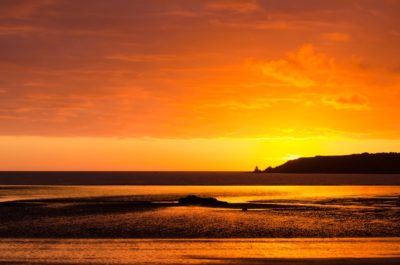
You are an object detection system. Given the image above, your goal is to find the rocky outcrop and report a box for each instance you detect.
[178,195,228,206]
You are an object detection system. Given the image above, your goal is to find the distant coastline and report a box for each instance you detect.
[255,153,400,174]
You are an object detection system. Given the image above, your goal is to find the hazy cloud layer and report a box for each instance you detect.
[0,0,399,138]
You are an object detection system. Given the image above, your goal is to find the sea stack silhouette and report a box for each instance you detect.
[256,153,400,174]
[254,166,262,173]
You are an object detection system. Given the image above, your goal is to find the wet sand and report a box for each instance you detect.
[0,195,399,238]
[0,238,399,265]
[1,186,398,264]
[198,258,400,265]
[0,258,399,265]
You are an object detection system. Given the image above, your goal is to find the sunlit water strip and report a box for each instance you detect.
[0,238,399,264]
[1,185,399,203]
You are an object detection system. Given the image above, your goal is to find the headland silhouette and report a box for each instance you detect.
[256,153,400,174]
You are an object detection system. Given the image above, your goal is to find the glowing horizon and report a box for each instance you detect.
[0,0,399,170]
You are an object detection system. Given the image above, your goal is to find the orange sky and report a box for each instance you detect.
[0,0,399,170]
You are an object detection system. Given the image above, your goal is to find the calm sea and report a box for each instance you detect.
[1,184,400,203]
[1,171,399,185]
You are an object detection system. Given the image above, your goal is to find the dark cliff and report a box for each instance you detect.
[261,153,400,173]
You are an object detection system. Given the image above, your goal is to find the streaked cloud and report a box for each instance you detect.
[322,94,371,110]
[257,44,335,88]
[209,20,291,30]
[206,0,261,13]
[0,0,399,140]
[106,54,182,63]
[0,0,55,18]
[322,32,351,42]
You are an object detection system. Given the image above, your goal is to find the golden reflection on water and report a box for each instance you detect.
[1,185,399,203]
[0,238,399,264]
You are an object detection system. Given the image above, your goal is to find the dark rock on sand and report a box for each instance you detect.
[178,195,228,206]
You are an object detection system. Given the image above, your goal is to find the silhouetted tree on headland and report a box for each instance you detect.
[256,153,400,173]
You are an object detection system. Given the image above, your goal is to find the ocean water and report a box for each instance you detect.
[1,185,400,203]
[1,172,400,185]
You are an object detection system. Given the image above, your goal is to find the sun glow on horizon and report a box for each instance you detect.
[1,135,399,171]
[284,155,301,162]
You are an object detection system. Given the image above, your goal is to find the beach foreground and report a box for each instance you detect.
[1,185,399,264]
[0,238,399,265]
